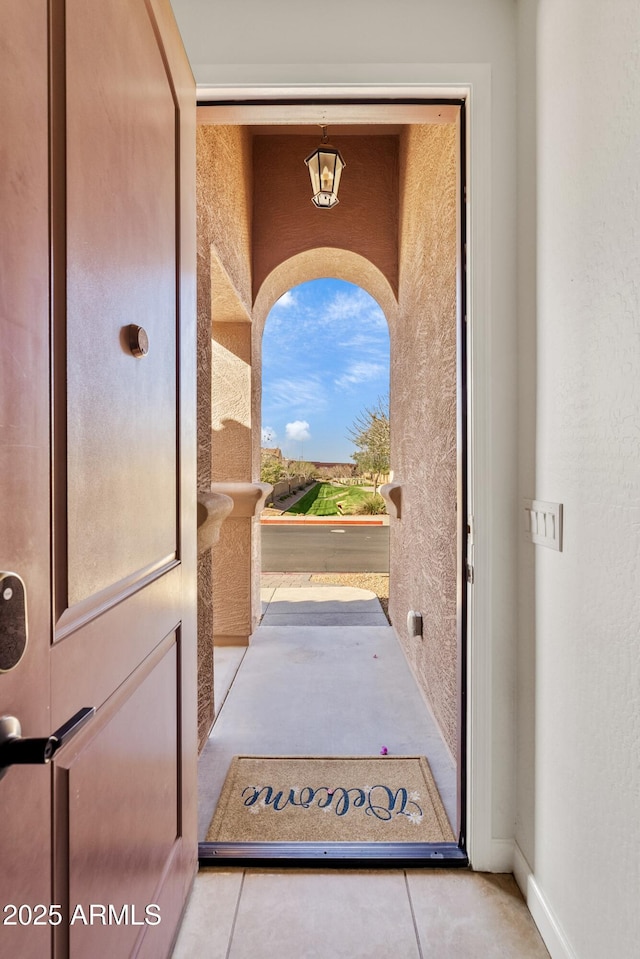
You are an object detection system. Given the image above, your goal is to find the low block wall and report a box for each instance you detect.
[266,475,309,505]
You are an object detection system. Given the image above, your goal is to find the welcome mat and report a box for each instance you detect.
[206,756,454,843]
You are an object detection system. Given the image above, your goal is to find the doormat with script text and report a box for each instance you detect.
[206,755,454,843]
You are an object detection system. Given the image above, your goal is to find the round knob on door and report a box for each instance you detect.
[128,324,149,358]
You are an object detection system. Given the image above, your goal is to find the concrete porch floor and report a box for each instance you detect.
[197,584,456,838]
[174,584,550,958]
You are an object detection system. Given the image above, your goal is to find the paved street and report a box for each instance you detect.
[261,524,389,572]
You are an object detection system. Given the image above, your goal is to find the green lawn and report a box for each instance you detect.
[286,483,373,516]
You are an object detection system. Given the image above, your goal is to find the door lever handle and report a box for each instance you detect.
[0,707,95,779]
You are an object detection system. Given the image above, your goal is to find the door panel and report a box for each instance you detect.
[51,568,182,727]
[62,642,179,959]
[1,1,196,957]
[51,2,197,955]
[0,3,52,958]
[65,0,178,608]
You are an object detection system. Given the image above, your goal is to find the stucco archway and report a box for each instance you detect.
[251,246,398,481]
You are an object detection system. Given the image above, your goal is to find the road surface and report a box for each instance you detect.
[261,524,389,572]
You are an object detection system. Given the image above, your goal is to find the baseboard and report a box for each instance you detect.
[513,844,578,959]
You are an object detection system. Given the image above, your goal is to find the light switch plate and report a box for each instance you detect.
[523,499,563,551]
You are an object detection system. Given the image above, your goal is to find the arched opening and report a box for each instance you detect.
[261,276,390,519]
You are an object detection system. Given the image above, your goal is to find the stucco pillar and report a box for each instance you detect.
[211,319,266,645]
[211,321,252,482]
[210,482,271,646]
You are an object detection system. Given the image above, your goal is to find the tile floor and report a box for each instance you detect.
[171,868,551,958]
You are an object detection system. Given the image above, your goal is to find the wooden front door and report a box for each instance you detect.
[0,2,197,957]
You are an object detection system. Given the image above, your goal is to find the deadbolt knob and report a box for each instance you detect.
[128,324,149,358]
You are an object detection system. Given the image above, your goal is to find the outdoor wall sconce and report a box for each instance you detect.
[304,126,346,209]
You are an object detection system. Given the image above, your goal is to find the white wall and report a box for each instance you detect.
[516,0,539,881]
[516,1,640,957]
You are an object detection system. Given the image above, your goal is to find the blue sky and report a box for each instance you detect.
[261,279,390,463]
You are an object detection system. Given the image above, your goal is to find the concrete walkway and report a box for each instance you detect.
[198,585,456,841]
[260,585,388,626]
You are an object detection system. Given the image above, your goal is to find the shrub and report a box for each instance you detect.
[354,493,387,515]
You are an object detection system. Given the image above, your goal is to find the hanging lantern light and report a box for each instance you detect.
[304,126,346,209]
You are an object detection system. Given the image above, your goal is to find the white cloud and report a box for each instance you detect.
[261,426,277,444]
[334,361,386,390]
[286,420,311,442]
[265,376,327,413]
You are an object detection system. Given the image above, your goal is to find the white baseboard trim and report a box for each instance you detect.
[513,844,578,959]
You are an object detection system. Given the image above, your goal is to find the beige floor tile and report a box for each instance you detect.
[406,871,550,958]
[171,870,243,959]
[228,869,421,959]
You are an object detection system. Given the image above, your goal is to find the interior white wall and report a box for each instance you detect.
[171,0,520,868]
[515,0,539,878]
[516,1,640,958]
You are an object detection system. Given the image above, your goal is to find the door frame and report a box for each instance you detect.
[195,64,502,872]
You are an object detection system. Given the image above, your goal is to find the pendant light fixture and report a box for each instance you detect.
[304,126,346,209]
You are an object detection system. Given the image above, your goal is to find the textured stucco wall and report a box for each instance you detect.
[211,322,252,482]
[196,125,254,740]
[389,124,459,759]
[196,549,213,748]
[197,125,252,317]
[195,127,214,746]
[252,135,399,301]
[516,1,640,956]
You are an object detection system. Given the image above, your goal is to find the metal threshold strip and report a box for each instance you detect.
[199,841,468,867]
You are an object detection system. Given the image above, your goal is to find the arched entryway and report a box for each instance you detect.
[195,113,464,861]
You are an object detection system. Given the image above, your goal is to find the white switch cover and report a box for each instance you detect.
[523,499,563,551]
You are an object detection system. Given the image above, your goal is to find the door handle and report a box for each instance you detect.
[0,707,95,780]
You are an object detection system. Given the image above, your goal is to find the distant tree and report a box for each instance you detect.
[289,460,318,483]
[327,465,345,482]
[260,448,286,485]
[347,396,390,494]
